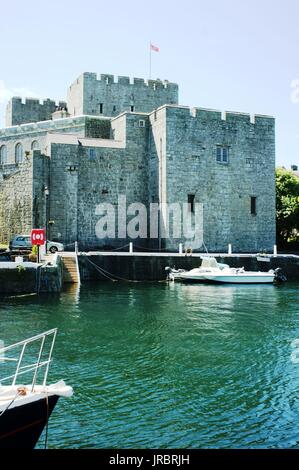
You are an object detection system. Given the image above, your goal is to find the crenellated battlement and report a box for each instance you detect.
[162,105,274,127]
[5,97,68,127]
[78,71,178,89]
[9,96,67,107]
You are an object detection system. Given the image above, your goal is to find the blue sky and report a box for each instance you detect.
[0,0,298,167]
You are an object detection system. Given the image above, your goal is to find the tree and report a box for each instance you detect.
[276,167,299,247]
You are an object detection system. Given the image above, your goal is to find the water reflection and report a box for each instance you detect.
[0,281,299,448]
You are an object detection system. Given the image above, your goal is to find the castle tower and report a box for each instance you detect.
[67,72,179,117]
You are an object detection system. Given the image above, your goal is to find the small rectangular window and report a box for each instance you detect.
[88,148,96,161]
[251,196,256,215]
[188,194,195,213]
[216,146,229,164]
[113,105,116,112]
[99,103,103,114]
[130,105,135,112]
[139,119,145,128]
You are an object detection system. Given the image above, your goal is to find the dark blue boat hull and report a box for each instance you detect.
[0,395,58,449]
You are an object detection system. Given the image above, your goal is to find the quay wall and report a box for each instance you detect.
[0,266,38,294]
[39,255,63,293]
[0,256,63,294]
[78,253,299,282]
[1,253,298,294]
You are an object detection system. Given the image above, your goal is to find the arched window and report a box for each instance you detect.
[15,143,23,164]
[0,145,7,165]
[31,140,39,151]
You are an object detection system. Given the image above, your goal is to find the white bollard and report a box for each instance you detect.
[228,243,232,255]
[273,244,277,256]
[39,244,46,261]
[179,243,183,254]
[129,242,133,253]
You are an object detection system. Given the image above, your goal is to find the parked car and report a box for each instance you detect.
[9,235,64,253]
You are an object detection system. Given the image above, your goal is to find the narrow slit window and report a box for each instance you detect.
[188,194,195,213]
[130,105,135,112]
[88,148,96,161]
[251,196,257,215]
[99,103,103,114]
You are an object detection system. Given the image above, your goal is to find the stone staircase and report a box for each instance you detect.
[61,254,80,284]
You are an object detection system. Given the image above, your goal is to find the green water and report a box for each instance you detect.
[1,281,299,448]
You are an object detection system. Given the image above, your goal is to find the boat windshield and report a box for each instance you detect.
[200,257,219,269]
[218,263,230,270]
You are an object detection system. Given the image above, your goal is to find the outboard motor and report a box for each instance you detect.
[274,267,287,283]
[165,266,172,281]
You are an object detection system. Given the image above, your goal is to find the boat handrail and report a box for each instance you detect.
[0,329,57,391]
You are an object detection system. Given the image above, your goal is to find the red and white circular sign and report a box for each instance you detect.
[31,229,46,246]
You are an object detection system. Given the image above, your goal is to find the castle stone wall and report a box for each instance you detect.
[148,107,167,249]
[0,116,111,163]
[0,158,33,243]
[47,113,150,249]
[162,106,276,252]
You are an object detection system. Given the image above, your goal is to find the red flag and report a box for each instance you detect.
[150,43,159,52]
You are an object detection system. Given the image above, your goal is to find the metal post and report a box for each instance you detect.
[273,244,277,256]
[42,330,57,386]
[44,186,49,248]
[129,242,133,253]
[149,43,152,79]
[228,243,232,255]
[31,336,46,392]
[12,343,26,386]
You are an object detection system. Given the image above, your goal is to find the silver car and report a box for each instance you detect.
[9,235,64,253]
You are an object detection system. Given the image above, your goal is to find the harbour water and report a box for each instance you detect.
[1,281,299,449]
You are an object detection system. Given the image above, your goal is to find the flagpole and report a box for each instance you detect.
[149,42,152,79]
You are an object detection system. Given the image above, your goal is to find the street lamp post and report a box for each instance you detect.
[44,186,49,252]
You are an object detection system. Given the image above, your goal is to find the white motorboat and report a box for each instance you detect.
[0,329,73,449]
[166,257,286,284]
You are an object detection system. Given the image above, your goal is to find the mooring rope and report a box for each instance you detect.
[85,257,137,282]
[84,256,167,283]
[0,389,23,418]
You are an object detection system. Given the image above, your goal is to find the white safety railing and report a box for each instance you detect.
[0,329,57,391]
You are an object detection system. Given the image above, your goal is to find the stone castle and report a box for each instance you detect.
[0,72,276,252]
